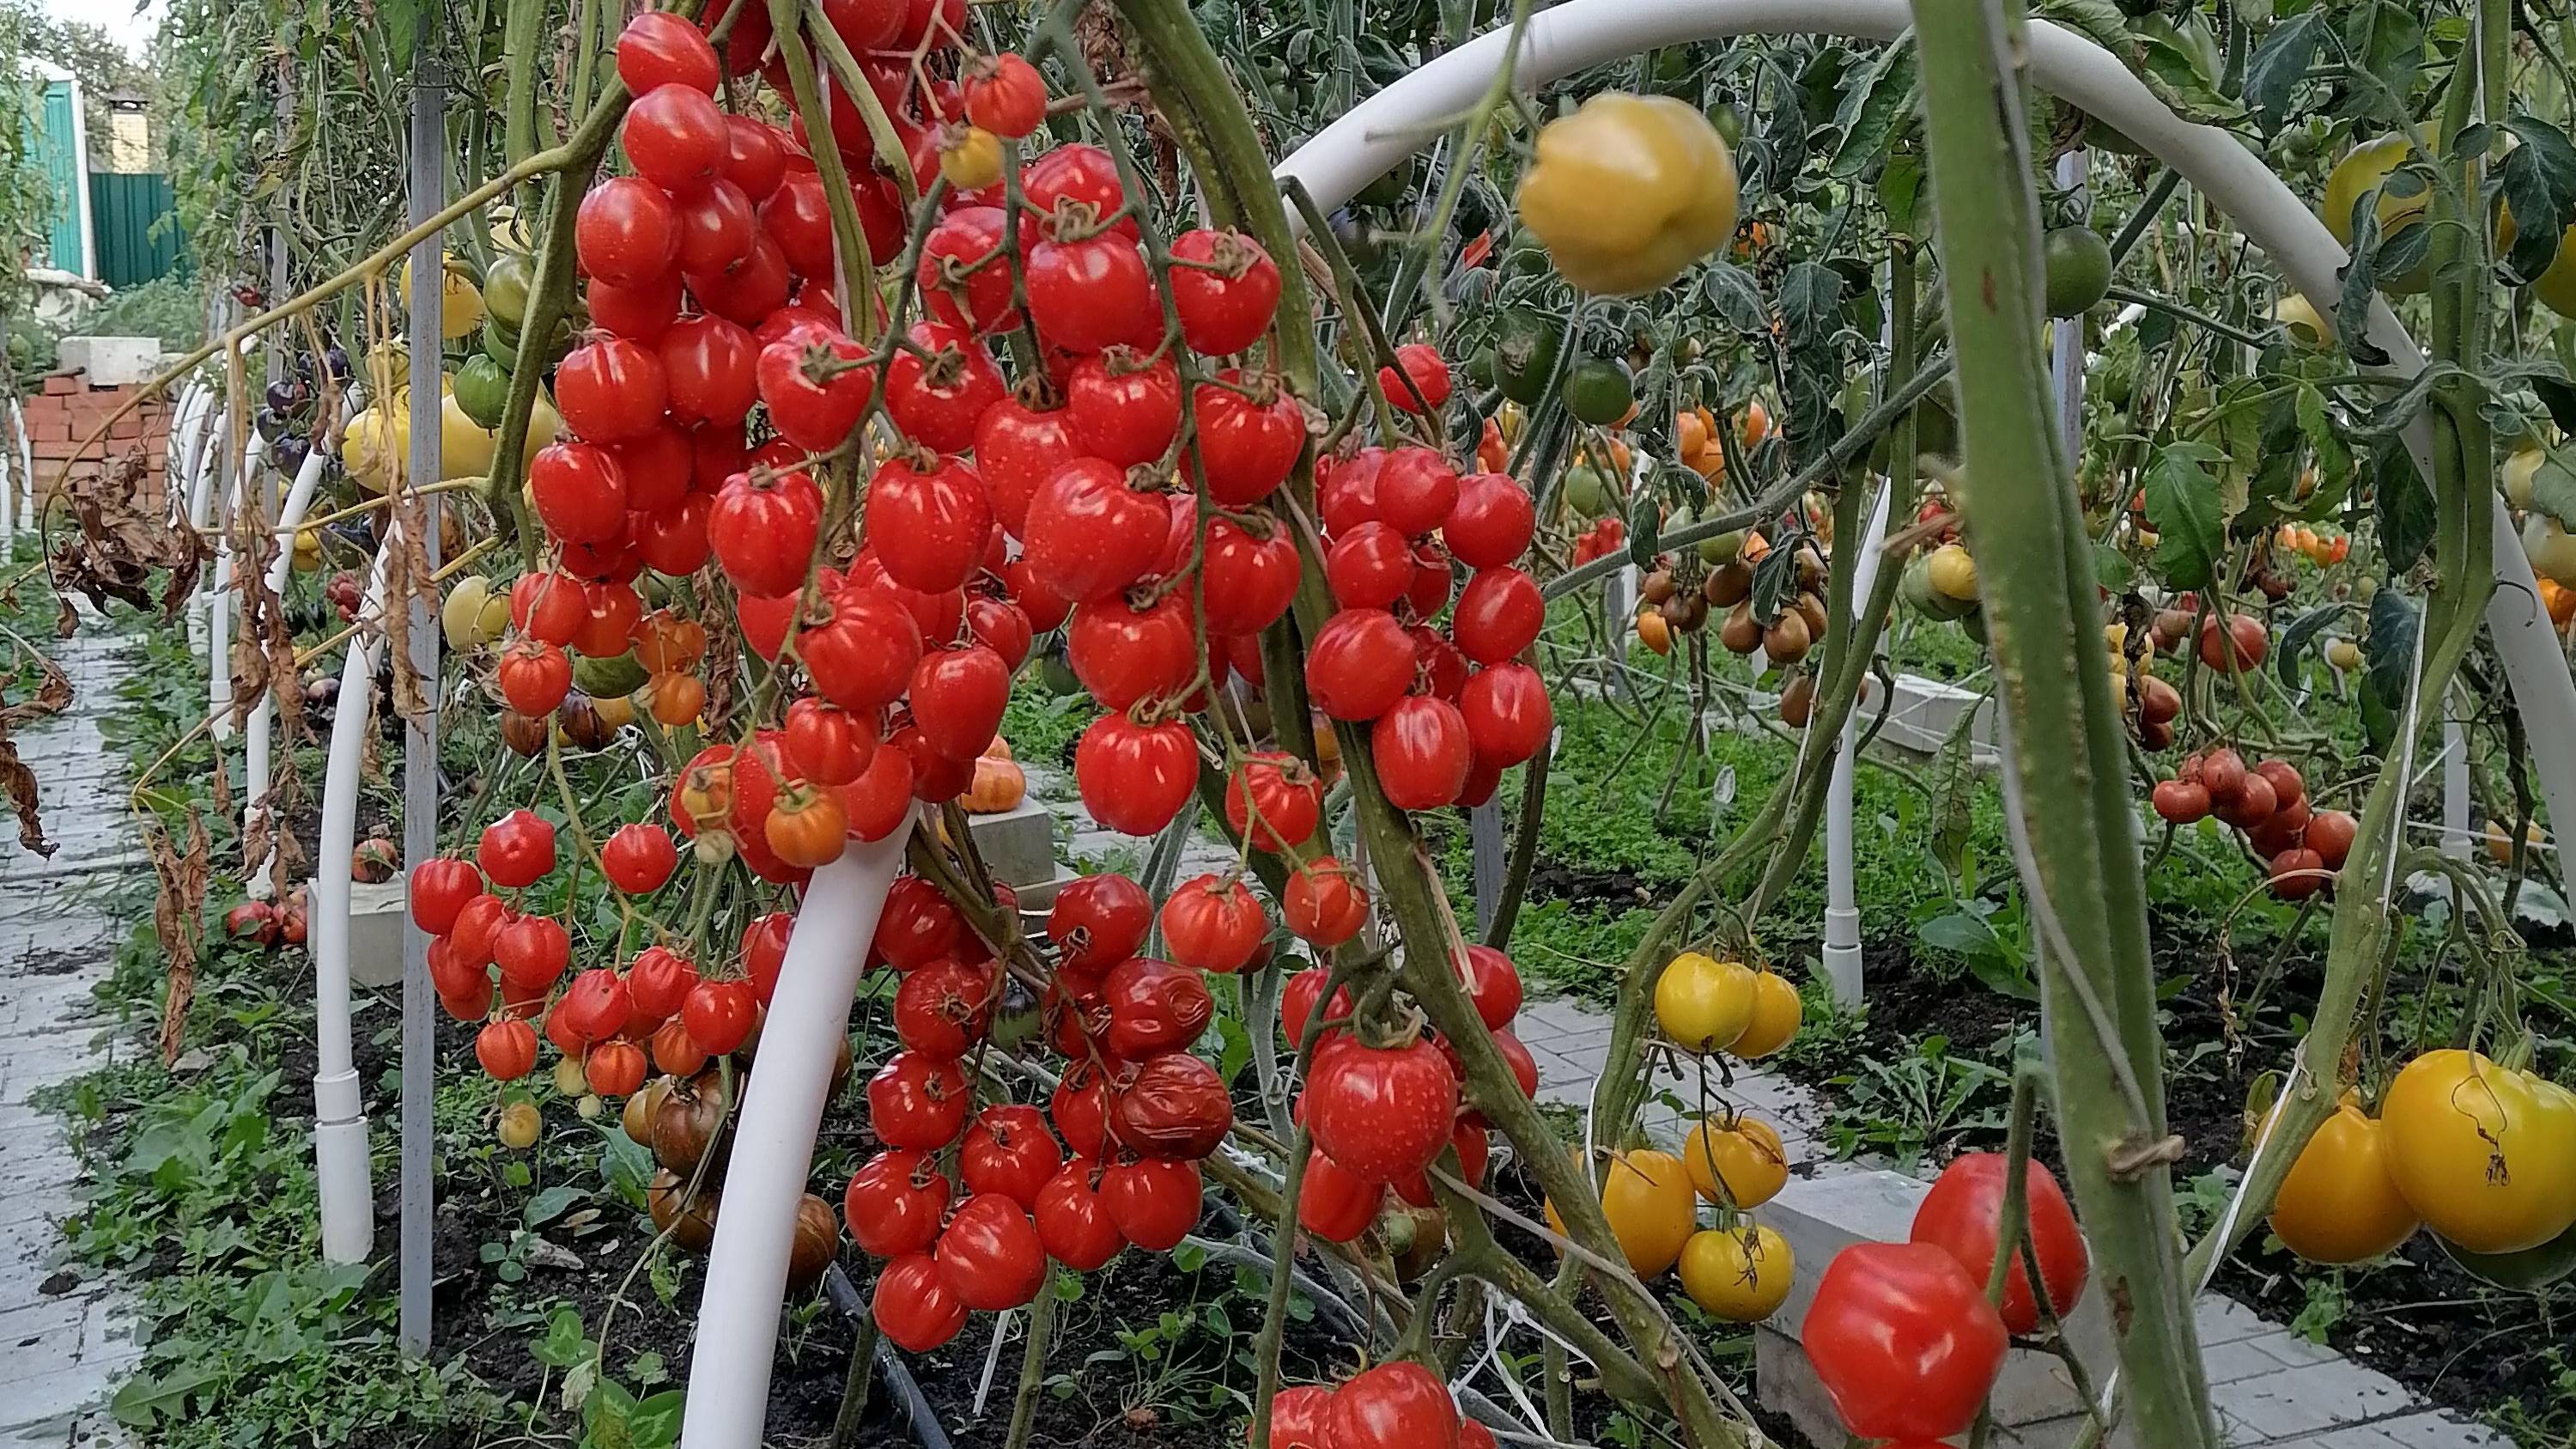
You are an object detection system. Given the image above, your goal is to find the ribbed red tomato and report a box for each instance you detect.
[1452,566,1542,664]
[1326,521,1415,611]
[918,206,1022,335]
[1283,858,1370,947]
[1459,662,1552,768]
[1024,457,1168,604]
[1200,516,1300,636]
[935,1193,1048,1310]
[756,323,876,451]
[1158,873,1266,974]
[884,321,1005,453]
[1034,1159,1125,1269]
[1072,715,1197,836]
[1025,234,1157,353]
[803,584,925,715]
[867,1050,972,1149]
[961,1104,1062,1209]
[600,821,677,893]
[1069,592,1196,711]
[1190,376,1303,506]
[909,644,1011,760]
[410,856,486,935]
[1109,1051,1233,1160]
[529,441,629,543]
[475,1018,538,1080]
[1066,350,1182,466]
[478,808,557,887]
[974,399,1081,539]
[1910,1151,2091,1335]
[1101,957,1213,1060]
[659,314,756,426]
[1021,143,1133,240]
[1325,1362,1458,1449]
[672,178,755,274]
[872,1252,967,1352]
[1378,343,1451,413]
[1307,1038,1457,1181]
[492,914,570,989]
[682,977,756,1053]
[1098,1156,1200,1250]
[872,874,964,971]
[1375,447,1459,537]
[845,1147,951,1257]
[1221,752,1321,852]
[1048,873,1151,977]
[576,177,679,287]
[892,957,998,1059]
[963,52,1046,138]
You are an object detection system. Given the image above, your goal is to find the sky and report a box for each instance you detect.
[44,0,161,58]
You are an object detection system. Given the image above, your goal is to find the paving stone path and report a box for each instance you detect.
[0,630,144,1448]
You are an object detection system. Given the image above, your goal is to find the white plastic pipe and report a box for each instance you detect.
[311,539,394,1264]
[242,444,331,891]
[1,396,22,547]
[184,402,226,659]
[677,821,916,1449]
[1273,0,2576,898]
[208,429,268,741]
[2442,719,2472,863]
[1821,479,1893,1004]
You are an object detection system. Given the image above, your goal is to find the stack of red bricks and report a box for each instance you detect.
[23,370,171,511]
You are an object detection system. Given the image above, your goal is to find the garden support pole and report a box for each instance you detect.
[1820,478,1892,1003]
[1907,2,2214,1442]
[2053,149,2089,459]
[398,13,444,1355]
[1268,0,2576,904]
[2442,719,2471,864]
[677,823,915,1449]
[311,543,393,1265]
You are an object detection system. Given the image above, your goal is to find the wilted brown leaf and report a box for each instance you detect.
[146,810,210,1064]
[0,726,53,857]
[51,450,207,622]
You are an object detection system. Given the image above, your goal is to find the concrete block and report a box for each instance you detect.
[966,801,1055,889]
[348,878,407,989]
[54,339,159,388]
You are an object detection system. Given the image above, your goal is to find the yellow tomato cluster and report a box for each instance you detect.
[2270,1051,2576,1265]
[1653,951,1802,1058]
[1540,1113,1799,1323]
[343,376,559,493]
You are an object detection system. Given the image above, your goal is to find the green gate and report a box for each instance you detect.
[90,173,182,288]
[32,78,85,277]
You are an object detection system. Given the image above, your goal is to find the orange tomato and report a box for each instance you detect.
[652,672,708,727]
[1677,409,1710,459]
[1741,530,1770,561]
[1740,399,1772,449]
[1637,609,1674,655]
[1477,417,1508,473]
[764,783,849,868]
[2544,577,2576,627]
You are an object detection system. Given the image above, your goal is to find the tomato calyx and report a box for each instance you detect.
[1166,228,1263,281]
[1036,196,1121,244]
[796,338,875,388]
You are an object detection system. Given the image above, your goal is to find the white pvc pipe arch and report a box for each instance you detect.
[206,429,267,741]
[242,445,331,894]
[671,5,2576,1445]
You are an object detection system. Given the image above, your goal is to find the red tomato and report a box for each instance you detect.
[1097,1156,1200,1250]
[475,1018,539,1080]
[1024,457,1168,605]
[1066,350,1182,466]
[1068,592,1196,712]
[1279,966,1352,1050]
[2198,612,2269,672]
[706,468,822,596]
[872,875,964,971]
[586,270,683,342]
[1051,1062,1116,1160]
[1109,1051,1232,1160]
[935,1193,1048,1310]
[672,178,756,275]
[576,177,679,287]
[845,1148,951,1257]
[918,206,1022,335]
[1283,859,1369,947]
[868,1050,973,1150]
[892,957,998,1059]
[557,966,635,1043]
[910,645,1011,760]
[1451,567,1542,665]
[785,697,875,785]
[1325,522,1415,612]
[410,856,486,935]
[529,441,629,543]
[961,1104,1062,1209]
[447,893,513,966]
[1270,1385,1336,1449]
[1307,1038,1457,1182]
[963,53,1046,138]
[627,943,697,1019]
[1034,1159,1125,1269]
[872,1252,968,1352]
[884,323,1006,453]
[1305,608,1415,721]
[1199,515,1301,636]
[697,0,773,77]
[1455,944,1523,1031]
[622,83,728,194]
[1804,1241,2008,1440]
[803,584,926,715]
[1158,874,1267,975]
[634,496,713,575]
[1101,957,1214,1060]
[1378,343,1451,413]
[1072,715,1198,836]
[756,171,837,279]
[616,12,720,94]
[477,808,557,887]
[964,596,1033,670]
[1190,376,1304,507]
[600,821,678,893]
[1166,228,1279,356]
[840,736,918,841]
[605,423,692,514]
[492,914,570,989]
[1371,695,1471,811]
[1325,1362,1458,1449]
[1297,1149,1381,1241]
[682,977,756,1054]
[1020,143,1132,241]
[869,454,993,592]
[1048,873,1151,977]
[721,116,787,200]
[659,314,757,428]
[818,0,904,51]
[973,399,1081,539]
[1026,235,1157,353]
[1374,447,1459,538]
[1220,752,1321,853]
[756,322,877,452]
[1459,661,1552,769]
[686,230,791,324]
[1444,473,1534,568]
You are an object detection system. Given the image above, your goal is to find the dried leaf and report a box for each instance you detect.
[147,811,210,1065]
[0,726,54,856]
[0,648,72,729]
[49,450,208,621]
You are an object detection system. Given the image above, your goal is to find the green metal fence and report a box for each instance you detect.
[89,173,185,288]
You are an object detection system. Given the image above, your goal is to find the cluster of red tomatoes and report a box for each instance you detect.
[1263,1361,1498,1449]
[422,809,775,1095]
[1803,1151,2089,1443]
[846,869,1247,1352]
[1280,939,1534,1243]
[1566,514,1628,566]
[2149,750,2355,899]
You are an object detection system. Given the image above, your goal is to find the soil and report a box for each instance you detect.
[1768,911,2570,1439]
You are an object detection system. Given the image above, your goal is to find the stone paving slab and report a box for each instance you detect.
[0,632,145,1447]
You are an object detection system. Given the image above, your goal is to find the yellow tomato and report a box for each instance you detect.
[941,127,1005,191]
[1598,1149,1698,1277]
[2524,515,2576,587]
[552,1054,590,1098]
[1677,1223,1794,1321]
[2527,1078,2576,1228]
[1730,971,1802,1058]
[497,1099,541,1149]
[2505,448,2543,511]
[2323,135,2431,294]
[399,250,487,338]
[2531,223,2576,318]
[2485,819,2548,863]
[2325,637,2362,671]
[291,527,323,573]
[1925,542,1978,602]
[1654,952,1754,1053]
[2381,1050,2576,1254]
[2274,294,2335,349]
[1684,1113,1789,1209]
[2269,1102,2419,1264]
[1516,94,1738,297]
[592,692,638,730]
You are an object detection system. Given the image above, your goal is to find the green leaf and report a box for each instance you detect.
[2294,382,2352,494]
[1927,696,1983,877]
[2372,434,2436,571]
[2274,604,2345,687]
[110,1367,221,1428]
[1828,38,1917,180]
[534,1306,595,1368]
[2442,1221,2576,1289]
[2142,441,2227,589]
[2364,586,2420,712]
[1627,487,1662,568]
[2092,543,2134,590]
[2336,198,2391,367]
[2500,117,2576,283]
[2240,11,2321,133]
[2530,447,2576,527]
[525,1184,584,1227]
[631,1390,687,1449]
